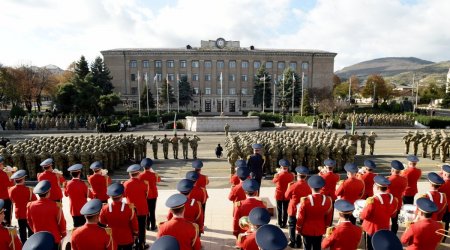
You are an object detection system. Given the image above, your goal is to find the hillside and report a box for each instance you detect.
[336,57,434,79]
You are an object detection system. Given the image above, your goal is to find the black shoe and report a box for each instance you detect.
[151,226,158,231]
[288,242,296,248]
[146,226,150,230]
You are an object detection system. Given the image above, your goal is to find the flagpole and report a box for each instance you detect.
[300,72,304,116]
[262,75,266,113]
[137,71,141,117]
[220,72,223,114]
[291,73,295,116]
[177,74,180,113]
[155,75,159,116]
[145,73,149,116]
[273,75,276,115]
[166,74,169,113]
[173,113,177,135]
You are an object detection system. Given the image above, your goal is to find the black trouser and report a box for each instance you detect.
[303,235,322,250]
[365,232,373,250]
[3,199,12,226]
[391,211,400,234]
[17,219,33,244]
[443,211,450,243]
[403,196,414,205]
[146,198,157,229]
[135,215,147,249]
[288,216,302,247]
[201,203,206,230]
[72,216,86,228]
[118,244,133,250]
[276,200,289,227]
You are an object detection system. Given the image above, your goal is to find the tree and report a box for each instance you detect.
[332,74,341,88]
[55,83,77,113]
[178,75,193,107]
[253,65,272,109]
[159,79,176,108]
[140,85,155,110]
[91,57,114,95]
[98,93,121,115]
[333,82,350,99]
[300,88,311,115]
[277,68,300,111]
[34,68,58,112]
[75,55,90,80]
[361,74,390,101]
[419,81,446,104]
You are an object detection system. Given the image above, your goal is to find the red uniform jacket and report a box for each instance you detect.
[71,223,114,250]
[272,171,295,201]
[358,172,376,199]
[230,174,240,187]
[296,194,333,236]
[233,198,266,236]
[123,177,149,216]
[228,182,246,203]
[319,172,339,200]
[27,198,66,244]
[64,178,88,216]
[188,186,207,205]
[360,193,398,235]
[88,174,112,202]
[401,167,422,197]
[285,179,311,216]
[195,173,209,200]
[424,190,447,221]
[100,200,139,246]
[138,170,161,199]
[8,184,36,219]
[37,170,65,201]
[438,179,450,212]
[157,217,201,250]
[168,197,204,232]
[400,218,443,250]
[335,177,365,204]
[0,225,22,250]
[0,170,13,200]
[236,231,258,250]
[387,174,408,212]
[321,221,362,250]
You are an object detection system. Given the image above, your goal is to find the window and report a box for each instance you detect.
[167,60,174,68]
[217,74,222,81]
[302,62,309,70]
[229,74,235,82]
[193,87,199,95]
[180,60,187,68]
[192,74,199,81]
[242,100,247,108]
[229,60,236,68]
[241,75,248,82]
[278,62,285,69]
[241,61,249,68]
[303,75,308,84]
[217,89,222,95]
[217,61,224,69]
[168,74,175,81]
[229,88,236,95]
[253,61,261,69]
[130,74,136,81]
[204,61,212,68]
[129,60,137,68]
[265,61,273,69]
[131,87,137,95]
[290,62,297,70]
[192,61,199,68]
[143,60,149,68]
[205,88,211,95]
[131,101,138,108]
[241,88,248,95]
[204,74,211,81]
[155,60,162,68]
[156,74,162,81]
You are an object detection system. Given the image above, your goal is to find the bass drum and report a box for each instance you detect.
[60,229,73,250]
[352,199,366,219]
[398,204,417,225]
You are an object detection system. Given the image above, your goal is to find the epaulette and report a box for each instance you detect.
[235,201,241,207]
[300,197,307,203]
[366,197,374,204]
[287,182,294,188]
[56,202,63,208]
[419,193,428,198]
[338,180,344,186]
[7,227,17,236]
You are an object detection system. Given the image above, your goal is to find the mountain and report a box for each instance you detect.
[335,57,435,79]
[43,64,64,75]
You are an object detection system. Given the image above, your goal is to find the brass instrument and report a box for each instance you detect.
[101,169,108,176]
[3,166,17,178]
[435,228,449,237]
[239,216,250,231]
[405,221,414,230]
[325,226,335,237]
[398,204,417,226]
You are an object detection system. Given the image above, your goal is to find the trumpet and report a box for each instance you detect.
[239,216,250,231]
[435,228,449,237]
[325,226,335,237]
[101,169,108,176]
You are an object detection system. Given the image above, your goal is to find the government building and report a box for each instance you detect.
[101,38,336,114]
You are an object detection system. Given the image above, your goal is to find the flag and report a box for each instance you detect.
[219,72,223,81]
[292,73,295,82]
[154,74,158,81]
[166,74,169,84]
[177,74,180,82]
[144,73,148,87]
[137,71,141,82]
[173,113,177,133]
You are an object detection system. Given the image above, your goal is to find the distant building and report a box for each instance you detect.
[101,38,336,113]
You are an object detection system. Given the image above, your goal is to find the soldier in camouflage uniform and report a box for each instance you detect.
[12,147,25,172]
[180,133,190,159]
[367,131,377,155]
[359,132,368,155]
[420,131,431,158]
[430,131,441,160]
[24,147,37,179]
[189,135,200,159]
[411,131,423,156]
[161,134,170,159]
[80,146,91,177]
[402,131,413,154]
[150,136,160,159]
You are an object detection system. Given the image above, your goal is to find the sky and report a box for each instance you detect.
[1,0,449,71]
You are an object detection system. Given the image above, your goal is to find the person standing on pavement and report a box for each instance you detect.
[0,199,22,250]
[335,163,365,225]
[0,156,14,226]
[236,207,271,250]
[272,159,294,228]
[423,172,447,221]
[387,160,408,234]
[171,134,180,159]
[438,164,450,242]
[357,160,377,199]
[37,158,65,203]
[247,144,264,192]
[88,161,112,203]
[191,160,209,217]
[138,158,161,231]
[64,164,89,228]
[401,155,422,205]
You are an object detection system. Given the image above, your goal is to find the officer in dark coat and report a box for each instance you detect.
[247,144,264,191]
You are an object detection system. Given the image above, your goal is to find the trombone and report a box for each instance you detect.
[435,228,449,237]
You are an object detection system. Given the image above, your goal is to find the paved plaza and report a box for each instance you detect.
[4,126,450,249]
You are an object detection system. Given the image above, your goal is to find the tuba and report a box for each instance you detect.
[239,216,250,231]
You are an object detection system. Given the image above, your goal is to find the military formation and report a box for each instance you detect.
[3,115,99,130]
[149,133,201,160]
[338,112,415,127]
[225,130,377,175]
[0,134,148,179]
[402,130,450,162]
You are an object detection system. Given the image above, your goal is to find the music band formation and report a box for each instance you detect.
[0,140,450,249]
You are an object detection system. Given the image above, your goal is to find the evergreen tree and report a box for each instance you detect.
[253,65,272,109]
[159,78,176,107]
[277,68,300,111]
[178,75,193,107]
[91,56,114,95]
[74,55,90,80]
[140,85,155,110]
[300,88,311,115]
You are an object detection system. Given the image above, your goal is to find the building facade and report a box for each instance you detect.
[101,38,336,113]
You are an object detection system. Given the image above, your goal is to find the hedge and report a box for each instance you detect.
[165,121,185,129]
[248,112,283,123]
[261,121,275,127]
[415,115,450,128]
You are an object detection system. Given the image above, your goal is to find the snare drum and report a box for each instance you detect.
[352,199,366,218]
[398,204,417,225]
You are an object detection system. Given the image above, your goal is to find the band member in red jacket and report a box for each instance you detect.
[0,156,14,226]
[236,207,271,250]
[37,158,65,202]
[321,199,362,250]
[8,170,36,244]
[357,160,377,199]
[255,224,288,250]
[64,164,89,227]
[229,167,250,203]
[387,160,407,234]
[139,158,161,231]
[401,155,421,205]
[272,159,295,228]
[438,164,450,242]
[422,172,447,221]
[0,199,22,250]
[88,161,112,203]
